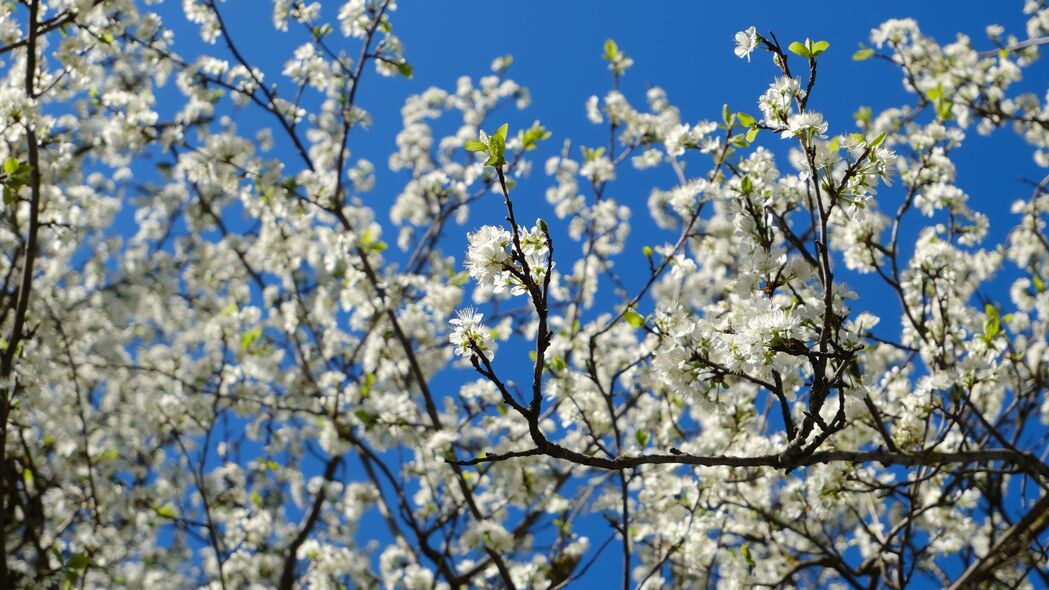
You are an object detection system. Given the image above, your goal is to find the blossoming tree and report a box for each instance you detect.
[2,0,1049,588]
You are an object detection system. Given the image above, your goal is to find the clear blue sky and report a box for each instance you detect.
[148,1,1048,586]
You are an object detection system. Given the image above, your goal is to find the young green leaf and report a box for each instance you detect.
[624,308,645,328]
[810,40,830,56]
[66,555,90,571]
[634,429,649,448]
[355,409,379,428]
[788,41,810,57]
[741,544,756,570]
[984,304,1000,343]
[737,112,756,127]
[521,121,552,151]
[729,134,750,148]
[935,99,953,121]
[741,176,754,195]
[240,327,262,351]
[494,123,509,143]
[852,48,875,61]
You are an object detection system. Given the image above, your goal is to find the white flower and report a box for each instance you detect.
[449,307,494,359]
[586,95,603,124]
[580,155,616,183]
[465,225,512,287]
[759,76,804,123]
[734,26,758,62]
[338,0,368,38]
[782,111,829,140]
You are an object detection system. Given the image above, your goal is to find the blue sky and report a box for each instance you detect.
[146,1,1049,586]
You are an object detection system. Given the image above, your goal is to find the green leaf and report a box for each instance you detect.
[2,187,13,206]
[521,122,552,151]
[935,99,953,121]
[810,40,830,56]
[66,554,90,571]
[477,123,507,167]
[450,271,470,287]
[360,373,375,398]
[3,157,18,175]
[745,126,760,143]
[96,449,119,461]
[153,503,178,519]
[788,41,810,57]
[634,429,649,448]
[737,112,756,127]
[729,135,749,148]
[741,544,756,570]
[1034,273,1045,293]
[868,131,888,149]
[464,140,487,152]
[642,245,653,258]
[855,106,872,125]
[741,176,754,195]
[494,123,509,143]
[493,54,513,71]
[624,308,645,328]
[852,48,875,61]
[240,327,262,351]
[580,146,606,162]
[984,304,1000,343]
[395,61,413,78]
[551,357,567,372]
[354,409,378,428]
[722,104,733,126]
[100,33,114,45]
[603,38,619,61]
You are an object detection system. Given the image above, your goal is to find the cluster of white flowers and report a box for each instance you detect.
[758,75,804,125]
[664,120,718,157]
[781,111,828,141]
[449,307,494,360]
[464,223,549,296]
[4,2,1049,589]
